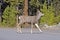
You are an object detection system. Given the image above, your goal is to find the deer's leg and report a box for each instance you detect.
[35,23,42,32]
[31,22,33,34]
[19,23,22,33]
[17,23,20,33]
[17,23,22,33]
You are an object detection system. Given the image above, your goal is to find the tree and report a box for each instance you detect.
[40,0,55,26]
[52,0,60,16]
[29,0,40,7]
[23,0,28,16]
[52,0,60,23]
[2,0,19,27]
[29,0,41,16]
[2,6,18,27]
[0,3,1,23]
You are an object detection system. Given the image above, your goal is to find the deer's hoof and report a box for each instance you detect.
[40,31,43,32]
[20,32,22,34]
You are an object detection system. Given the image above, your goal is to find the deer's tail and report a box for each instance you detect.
[19,16,21,19]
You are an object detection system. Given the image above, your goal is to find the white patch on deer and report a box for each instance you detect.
[35,24,42,32]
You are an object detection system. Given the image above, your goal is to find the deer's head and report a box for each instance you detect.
[36,9,44,20]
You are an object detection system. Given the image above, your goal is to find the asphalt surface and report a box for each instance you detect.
[0,28,60,40]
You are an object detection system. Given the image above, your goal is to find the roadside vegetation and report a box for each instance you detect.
[0,0,60,27]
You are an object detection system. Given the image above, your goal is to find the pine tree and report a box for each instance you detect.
[2,6,18,27]
[52,0,60,23]
[29,0,41,8]
[40,0,55,26]
[2,0,19,27]
[0,3,1,23]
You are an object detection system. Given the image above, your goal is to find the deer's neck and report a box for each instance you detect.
[36,13,41,20]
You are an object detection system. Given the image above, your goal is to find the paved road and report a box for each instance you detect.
[0,28,60,40]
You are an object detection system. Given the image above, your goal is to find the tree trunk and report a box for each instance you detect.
[23,0,28,27]
[24,0,28,16]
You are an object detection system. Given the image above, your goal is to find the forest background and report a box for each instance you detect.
[0,0,60,27]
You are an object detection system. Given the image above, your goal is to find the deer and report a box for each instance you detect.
[16,9,44,33]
